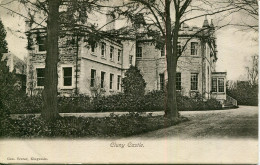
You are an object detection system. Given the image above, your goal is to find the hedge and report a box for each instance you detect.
[0,113,188,138]
[7,91,222,114]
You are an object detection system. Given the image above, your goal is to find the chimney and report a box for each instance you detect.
[106,10,115,31]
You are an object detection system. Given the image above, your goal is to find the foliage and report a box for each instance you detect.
[122,66,146,96]
[0,19,22,121]
[9,91,222,114]
[0,18,8,54]
[0,113,188,138]
[227,81,258,106]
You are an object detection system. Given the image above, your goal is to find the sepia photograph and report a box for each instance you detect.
[0,0,258,164]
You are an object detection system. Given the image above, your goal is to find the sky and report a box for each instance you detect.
[0,0,258,81]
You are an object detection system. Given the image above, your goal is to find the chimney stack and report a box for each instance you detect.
[106,9,115,31]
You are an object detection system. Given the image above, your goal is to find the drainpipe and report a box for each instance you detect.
[75,31,79,95]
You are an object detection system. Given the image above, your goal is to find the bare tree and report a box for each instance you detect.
[112,0,235,119]
[246,54,258,86]
[217,0,259,32]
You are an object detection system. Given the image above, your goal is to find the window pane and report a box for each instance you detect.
[136,47,142,58]
[38,37,46,51]
[37,68,44,77]
[118,50,121,62]
[177,42,181,56]
[191,73,198,90]
[110,46,114,60]
[101,42,106,56]
[64,67,72,77]
[212,78,217,92]
[110,74,114,89]
[191,42,198,55]
[36,68,45,86]
[37,78,44,86]
[63,67,72,86]
[117,75,121,90]
[101,71,105,88]
[91,69,96,87]
[159,73,164,90]
[218,78,224,92]
[176,72,181,90]
[64,77,72,86]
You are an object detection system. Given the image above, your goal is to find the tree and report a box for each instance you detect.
[0,18,8,55]
[110,0,237,119]
[227,0,258,31]
[246,54,258,86]
[41,0,61,120]
[122,65,146,96]
[9,0,105,121]
[0,18,18,118]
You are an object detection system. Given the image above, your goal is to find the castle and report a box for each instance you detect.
[26,17,230,104]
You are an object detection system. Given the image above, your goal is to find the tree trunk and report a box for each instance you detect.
[164,0,180,119]
[42,0,61,121]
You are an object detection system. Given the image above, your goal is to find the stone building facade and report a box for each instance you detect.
[26,17,227,102]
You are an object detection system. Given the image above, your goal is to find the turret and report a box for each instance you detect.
[202,15,210,28]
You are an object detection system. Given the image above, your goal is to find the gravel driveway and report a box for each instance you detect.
[131,106,258,139]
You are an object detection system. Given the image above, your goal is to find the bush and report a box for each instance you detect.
[0,113,188,138]
[122,66,146,96]
[8,90,222,114]
[227,81,258,106]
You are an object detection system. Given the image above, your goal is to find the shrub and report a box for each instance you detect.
[122,66,146,96]
[0,113,188,138]
[8,90,222,114]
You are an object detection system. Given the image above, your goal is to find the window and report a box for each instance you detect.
[63,67,72,86]
[118,50,121,62]
[191,42,198,55]
[161,46,165,57]
[177,43,182,56]
[212,78,225,93]
[110,46,114,61]
[129,55,133,65]
[91,43,96,53]
[159,73,164,90]
[218,78,224,92]
[110,74,114,89]
[191,73,198,90]
[36,68,45,86]
[117,75,121,90]
[38,37,46,52]
[101,71,105,89]
[212,78,217,92]
[101,42,106,57]
[176,72,181,90]
[136,47,142,58]
[91,69,96,87]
